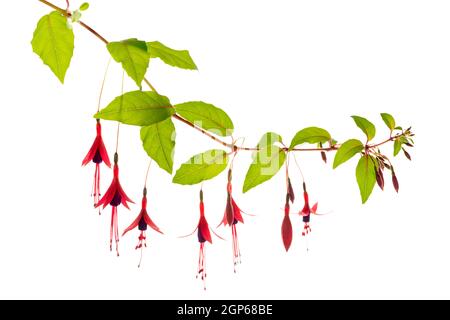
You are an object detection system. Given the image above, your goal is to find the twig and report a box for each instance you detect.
[37,0,406,154]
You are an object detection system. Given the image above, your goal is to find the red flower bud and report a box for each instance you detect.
[282,195,293,252]
[376,168,385,191]
[392,172,399,193]
[321,151,327,164]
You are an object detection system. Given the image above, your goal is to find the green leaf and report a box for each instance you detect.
[380,113,396,131]
[95,91,174,126]
[140,118,176,174]
[174,101,233,136]
[356,155,377,204]
[243,146,286,193]
[333,139,364,169]
[173,150,229,185]
[107,38,150,87]
[80,2,90,11]
[289,127,331,149]
[31,11,74,83]
[147,41,197,70]
[394,139,402,156]
[257,132,283,149]
[351,116,376,141]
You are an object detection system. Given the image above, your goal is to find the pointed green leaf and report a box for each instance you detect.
[290,127,331,149]
[31,11,74,83]
[173,150,229,185]
[257,132,283,149]
[394,136,409,158]
[147,41,197,70]
[243,146,286,193]
[80,3,90,11]
[174,101,234,136]
[351,116,376,141]
[140,118,176,174]
[107,38,150,87]
[333,139,364,169]
[95,91,174,126]
[356,155,377,204]
[394,139,401,156]
[380,113,396,131]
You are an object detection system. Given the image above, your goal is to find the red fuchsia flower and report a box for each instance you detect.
[122,187,162,267]
[299,183,319,237]
[218,169,245,272]
[82,120,111,211]
[181,190,222,290]
[282,193,293,252]
[95,153,134,256]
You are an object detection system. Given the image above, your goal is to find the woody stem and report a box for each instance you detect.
[38,0,407,154]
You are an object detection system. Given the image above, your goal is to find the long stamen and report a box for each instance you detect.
[92,164,101,214]
[197,243,206,290]
[110,207,115,252]
[302,223,312,236]
[202,243,207,290]
[196,244,202,279]
[232,225,241,272]
[109,207,120,256]
[91,163,96,197]
[137,231,146,268]
[93,172,97,206]
[305,231,310,253]
[138,245,144,268]
[97,164,101,215]
[114,211,119,256]
[302,222,312,252]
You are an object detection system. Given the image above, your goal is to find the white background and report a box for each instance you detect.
[0,0,448,299]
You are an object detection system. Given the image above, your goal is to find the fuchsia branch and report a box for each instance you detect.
[33,0,414,281]
[37,0,407,155]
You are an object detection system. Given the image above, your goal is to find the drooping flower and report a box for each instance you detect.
[299,183,319,237]
[218,169,245,272]
[82,120,111,211]
[181,189,222,290]
[122,187,162,267]
[95,153,134,256]
[282,193,293,252]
